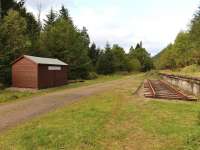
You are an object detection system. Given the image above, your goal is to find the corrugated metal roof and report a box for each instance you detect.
[24,55,68,66]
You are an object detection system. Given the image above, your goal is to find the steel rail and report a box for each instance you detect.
[159,80,188,99]
[147,79,156,97]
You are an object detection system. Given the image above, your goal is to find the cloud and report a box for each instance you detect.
[25,0,200,55]
[25,0,75,22]
[25,0,75,10]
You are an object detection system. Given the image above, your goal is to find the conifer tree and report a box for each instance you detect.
[59,5,72,24]
[97,43,116,74]
[81,27,90,47]
[43,8,57,30]
[0,10,29,84]
[89,43,100,67]
[0,0,2,21]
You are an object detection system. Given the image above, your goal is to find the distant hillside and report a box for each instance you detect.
[154,4,200,70]
[153,46,169,61]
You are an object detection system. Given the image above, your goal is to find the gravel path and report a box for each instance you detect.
[0,78,132,132]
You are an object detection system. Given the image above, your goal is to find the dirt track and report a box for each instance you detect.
[0,77,135,132]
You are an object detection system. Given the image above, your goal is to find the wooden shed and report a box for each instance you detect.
[12,55,68,89]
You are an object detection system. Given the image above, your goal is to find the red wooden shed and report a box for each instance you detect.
[12,55,68,89]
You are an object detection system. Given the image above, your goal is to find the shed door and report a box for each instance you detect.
[48,66,65,87]
[39,65,66,89]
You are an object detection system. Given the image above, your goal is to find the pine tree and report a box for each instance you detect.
[97,43,116,74]
[129,46,135,55]
[1,0,16,17]
[81,27,90,47]
[135,42,142,49]
[0,10,29,84]
[43,8,57,30]
[0,0,2,21]
[89,43,100,67]
[1,0,25,18]
[25,12,41,55]
[40,18,91,79]
[59,5,72,24]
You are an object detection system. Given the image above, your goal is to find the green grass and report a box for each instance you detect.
[160,64,200,78]
[0,90,33,103]
[1,73,200,149]
[0,74,129,104]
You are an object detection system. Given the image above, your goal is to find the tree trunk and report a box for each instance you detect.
[0,0,2,21]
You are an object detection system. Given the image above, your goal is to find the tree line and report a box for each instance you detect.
[154,4,200,70]
[0,0,153,85]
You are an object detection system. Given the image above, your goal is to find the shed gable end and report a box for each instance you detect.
[12,57,38,89]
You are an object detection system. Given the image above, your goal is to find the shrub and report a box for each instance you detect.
[145,70,159,78]
[127,59,141,72]
[181,64,200,73]
[87,72,98,80]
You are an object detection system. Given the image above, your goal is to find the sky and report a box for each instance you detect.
[25,0,200,56]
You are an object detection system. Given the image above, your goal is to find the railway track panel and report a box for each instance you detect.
[144,80,197,101]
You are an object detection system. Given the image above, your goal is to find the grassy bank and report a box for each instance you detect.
[0,73,200,149]
[160,64,200,78]
[0,73,131,104]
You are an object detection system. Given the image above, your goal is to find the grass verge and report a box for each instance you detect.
[0,74,200,149]
[0,74,131,104]
[160,64,200,78]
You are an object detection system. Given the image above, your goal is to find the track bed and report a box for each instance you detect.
[144,80,197,101]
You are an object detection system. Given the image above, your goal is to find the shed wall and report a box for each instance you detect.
[12,58,38,89]
[38,65,68,89]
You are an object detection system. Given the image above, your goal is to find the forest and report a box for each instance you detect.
[154,5,200,70]
[0,0,153,86]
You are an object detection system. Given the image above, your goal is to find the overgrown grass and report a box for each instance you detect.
[0,74,132,104]
[0,91,33,103]
[1,73,200,149]
[145,70,160,79]
[160,64,200,78]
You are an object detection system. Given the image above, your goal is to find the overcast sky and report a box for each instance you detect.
[25,0,199,55]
